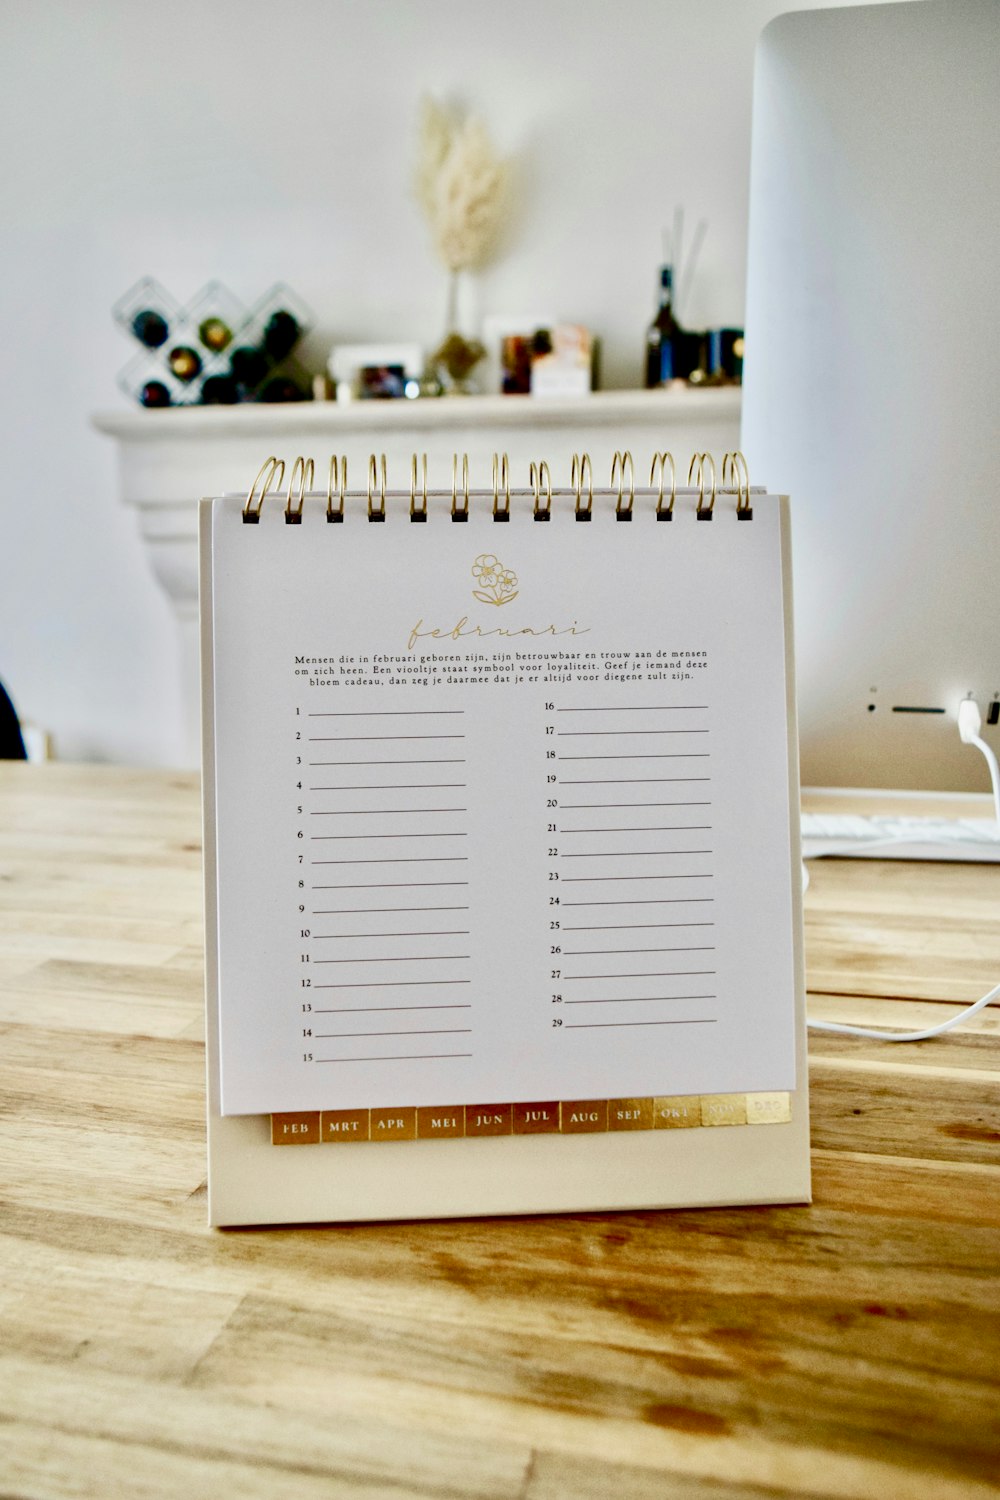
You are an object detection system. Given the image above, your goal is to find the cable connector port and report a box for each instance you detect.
[957,698,1000,823]
[958,698,982,743]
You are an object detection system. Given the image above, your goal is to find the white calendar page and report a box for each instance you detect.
[207,489,799,1116]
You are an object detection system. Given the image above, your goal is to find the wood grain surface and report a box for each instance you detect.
[1,763,998,1499]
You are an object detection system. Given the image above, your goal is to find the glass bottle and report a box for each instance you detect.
[644,265,676,388]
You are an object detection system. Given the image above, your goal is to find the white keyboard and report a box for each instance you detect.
[801,812,1000,862]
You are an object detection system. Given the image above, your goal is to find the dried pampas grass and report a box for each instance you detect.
[415,98,511,274]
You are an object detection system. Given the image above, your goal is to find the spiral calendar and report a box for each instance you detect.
[200,450,810,1225]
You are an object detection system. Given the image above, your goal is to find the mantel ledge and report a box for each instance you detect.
[92,386,741,444]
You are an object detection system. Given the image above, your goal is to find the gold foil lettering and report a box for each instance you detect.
[466,1105,513,1137]
[320,1109,370,1142]
[417,1107,464,1139]
[561,1099,608,1133]
[271,1112,320,1145]
[654,1096,701,1129]
[513,1102,560,1135]
[701,1094,749,1128]
[407,617,589,653]
[370,1108,417,1141]
[609,1098,654,1131]
[746,1092,792,1125]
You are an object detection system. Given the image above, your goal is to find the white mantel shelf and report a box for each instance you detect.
[94,386,741,765]
[93,386,740,444]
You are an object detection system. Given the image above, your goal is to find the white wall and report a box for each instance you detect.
[0,0,872,765]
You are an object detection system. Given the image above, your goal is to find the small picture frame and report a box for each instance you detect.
[356,364,407,400]
[328,343,423,401]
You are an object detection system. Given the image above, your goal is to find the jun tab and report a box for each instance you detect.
[465,1104,513,1137]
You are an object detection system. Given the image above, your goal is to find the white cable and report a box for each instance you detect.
[804,833,949,858]
[803,696,1000,1038]
[803,699,1000,1038]
[804,699,1000,863]
[957,698,1000,823]
[805,700,1000,1041]
[808,980,1000,1041]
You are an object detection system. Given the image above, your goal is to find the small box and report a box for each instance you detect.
[530,325,593,398]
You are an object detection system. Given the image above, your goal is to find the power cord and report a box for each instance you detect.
[806,697,1000,1042]
[958,698,1000,823]
[808,979,1000,1042]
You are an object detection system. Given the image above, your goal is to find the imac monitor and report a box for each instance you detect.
[742,0,999,792]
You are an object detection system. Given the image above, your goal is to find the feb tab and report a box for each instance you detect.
[271,1112,321,1145]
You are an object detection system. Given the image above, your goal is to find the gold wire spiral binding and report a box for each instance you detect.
[689,452,717,519]
[285,456,314,524]
[735,450,752,519]
[245,447,749,526]
[410,453,428,522]
[327,455,346,522]
[529,460,552,520]
[650,451,677,521]
[492,452,510,521]
[611,450,634,520]
[571,453,593,521]
[368,453,387,522]
[243,455,285,523]
[451,453,470,521]
[723,449,753,519]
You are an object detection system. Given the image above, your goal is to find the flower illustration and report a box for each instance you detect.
[471,553,518,607]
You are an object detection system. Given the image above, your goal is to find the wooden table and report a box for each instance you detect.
[2,764,998,1499]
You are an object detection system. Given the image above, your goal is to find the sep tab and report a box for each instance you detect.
[609,1098,654,1131]
[271,1112,320,1145]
